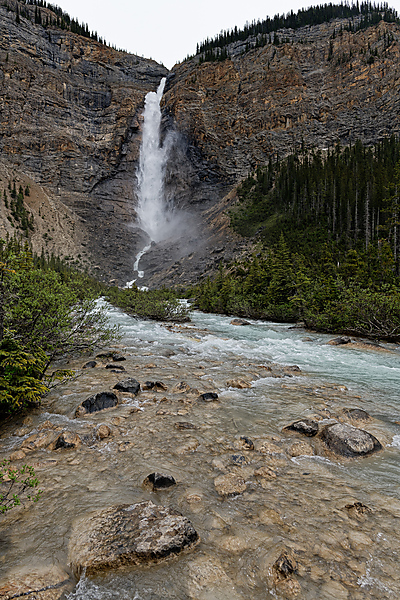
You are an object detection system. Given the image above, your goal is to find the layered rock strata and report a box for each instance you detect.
[1,3,400,286]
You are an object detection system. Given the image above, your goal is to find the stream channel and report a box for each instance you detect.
[1,304,400,599]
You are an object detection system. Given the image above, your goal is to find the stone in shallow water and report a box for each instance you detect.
[21,430,60,451]
[327,336,352,345]
[239,435,254,450]
[214,473,247,497]
[342,408,371,422]
[82,360,96,369]
[198,392,219,402]
[113,378,140,395]
[96,424,112,440]
[68,501,199,577]
[320,422,382,457]
[76,392,118,416]
[287,440,314,457]
[0,567,71,600]
[53,431,81,450]
[143,472,177,490]
[226,378,252,389]
[283,418,319,437]
[174,421,198,430]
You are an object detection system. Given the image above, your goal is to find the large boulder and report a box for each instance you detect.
[68,502,199,577]
[75,392,118,417]
[320,423,382,458]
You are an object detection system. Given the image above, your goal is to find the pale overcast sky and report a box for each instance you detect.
[56,0,323,68]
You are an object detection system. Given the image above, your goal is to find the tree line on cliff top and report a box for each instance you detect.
[190,137,400,342]
[194,2,399,62]
[7,0,124,50]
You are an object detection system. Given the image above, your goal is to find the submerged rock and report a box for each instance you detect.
[230,319,250,326]
[342,408,371,422]
[283,418,319,437]
[173,382,191,393]
[105,364,125,371]
[96,424,112,440]
[272,550,301,599]
[226,379,252,389]
[0,566,71,600]
[142,381,155,390]
[143,472,177,490]
[344,501,372,516]
[154,381,168,392]
[328,336,352,345]
[53,432,81,450]
[174,422,198,430]
[82,361,97,369]
[287,440,314,457]
[239,435,255,450]
[274,550,298,578]
[320,422,382,458]
[198,392,219,402]
[9,449,27,462]
[214,473,247,497]
[68,501,199,577]
[75,392,118,417]
[113,378,140,395]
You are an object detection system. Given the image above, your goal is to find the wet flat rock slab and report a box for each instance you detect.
[68,501,200,577]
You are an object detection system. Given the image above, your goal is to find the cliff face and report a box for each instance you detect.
[0,0,167,280]
[139,17,400,287]
[1,4,400,288]
[164,19,400,180]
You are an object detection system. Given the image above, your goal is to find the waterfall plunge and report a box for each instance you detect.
[136,77,175,244]
[126,77,178,287]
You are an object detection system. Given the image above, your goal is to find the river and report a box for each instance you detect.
[1,305,400,599]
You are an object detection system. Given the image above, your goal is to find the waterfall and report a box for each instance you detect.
[136,76,174,243]
[127,76,177,287]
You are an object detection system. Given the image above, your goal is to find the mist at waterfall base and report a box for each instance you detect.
[126,78,192,288]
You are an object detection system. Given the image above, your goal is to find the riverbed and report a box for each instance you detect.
[1,306,400,599]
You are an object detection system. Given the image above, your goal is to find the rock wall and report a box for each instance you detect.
[140,18,400,288]
[0,0,167,282]
[1,4,400,287]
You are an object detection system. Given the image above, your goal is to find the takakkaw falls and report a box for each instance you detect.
[2,2,400,600]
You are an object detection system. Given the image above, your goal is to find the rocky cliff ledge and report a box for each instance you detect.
[0,0,167,281]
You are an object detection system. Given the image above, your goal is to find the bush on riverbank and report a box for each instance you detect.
[105,286,190,323]
[0,238,119,415]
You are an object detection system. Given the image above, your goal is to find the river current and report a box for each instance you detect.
[1,305,400,599]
